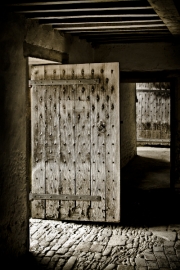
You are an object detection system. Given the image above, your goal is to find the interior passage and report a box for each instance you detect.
[123,146,170,190]
[121,146,180,226]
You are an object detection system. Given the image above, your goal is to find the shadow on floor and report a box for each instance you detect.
[121,153,180,227]
[1,253,44,270]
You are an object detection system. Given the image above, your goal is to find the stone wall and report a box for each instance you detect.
[174,77,180,191]
[0,14,29,259]
[67,35,94,64]
[120,83,137,168]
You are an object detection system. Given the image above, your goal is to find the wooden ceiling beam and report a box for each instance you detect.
[27,14,159,20]
[84,34,171,40]
[39,16,161,24]
[91,37,172,44]
[54,23,166,30]
[45,19,162,26]
[147,0,180,35]
[15,6,153,14]
[79,33,170,39]
[9,0,145,6]
[90,38,172,44]
[66,27,168,33]
[78,30,169,36]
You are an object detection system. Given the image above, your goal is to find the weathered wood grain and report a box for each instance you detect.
[136,86,170,145]
[31,62,121,222]
[105,62,120,222]
[90,63,106,222]
[59,64,76,220]
[74,64,91,221]
[45,85,59,219]
[31,65,46,218]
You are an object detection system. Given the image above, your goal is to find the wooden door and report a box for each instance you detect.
[136,83,170,146]
[30,63,120,222]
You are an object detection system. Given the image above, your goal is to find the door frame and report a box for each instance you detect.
[120,71,177,191]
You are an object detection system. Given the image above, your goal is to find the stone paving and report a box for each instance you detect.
[29,218,180,270]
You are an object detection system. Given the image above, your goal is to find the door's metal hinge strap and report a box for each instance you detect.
[29,193,101,201]
[29,79,99,86]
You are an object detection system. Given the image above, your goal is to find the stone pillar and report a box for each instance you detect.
[0,14,29,261]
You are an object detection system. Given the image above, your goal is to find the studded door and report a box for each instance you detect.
[30,63,120,222]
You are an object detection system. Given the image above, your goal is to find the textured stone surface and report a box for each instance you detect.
[144,253,156,261]
[103,246,112,256]
[104,264,116,270]
[152,231,176,242]
[63,256,77,270]
[90,244,104,253]
[108,235,127,246]
[117,266,135,270]
[0,14,29,260]
[146,260,159,269]
[154,252,167,259]
[135,258,147,267]
[164,247,175,255]
[175,241,180,250]
[156,258,169,268]
[168,224,180,231]
[164,241,175,247]
[149,227,168,232]
[29,219,180,270]
[153,246,164,252]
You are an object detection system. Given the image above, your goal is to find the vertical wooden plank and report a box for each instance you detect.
[166,91,171,140]
[90,63,106,222]
[141,92,146,139]
[44,82,60,219]
[154,91,157,141]
[136,92,142,140]
[157,94,161,140]
[105,63,120,222]
[31,66,45,219]
[146,92,151,139]
[161,91,166,140]
[149,91,153,140]
[74,64,91,221]
[59,64,76,220]
[152,91,156,140]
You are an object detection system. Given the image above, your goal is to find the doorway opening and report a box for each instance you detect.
[136,82,170,190]
[121,82,171,226]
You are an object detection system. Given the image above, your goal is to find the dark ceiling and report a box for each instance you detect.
[4,0,180,46]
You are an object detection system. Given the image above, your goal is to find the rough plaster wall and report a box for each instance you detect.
[25,19,68,53]
[0,14,29,259]
[120,83,137,168]
[25,20,94,63]
[175,77,180,190]
[67,36,94,64]
[94,43,180,71]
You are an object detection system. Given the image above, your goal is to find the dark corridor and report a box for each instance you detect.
[121,146,180,227]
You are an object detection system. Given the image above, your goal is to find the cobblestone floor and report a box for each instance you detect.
[29,218,180,270]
